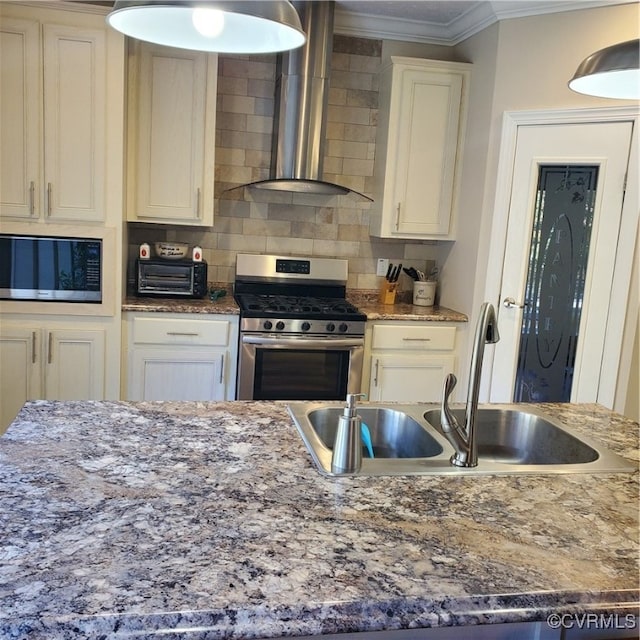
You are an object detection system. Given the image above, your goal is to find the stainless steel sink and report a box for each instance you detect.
[423,408,599,465]
[287,402,636,476]
[307,407,444,458]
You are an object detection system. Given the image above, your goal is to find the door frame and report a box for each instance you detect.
[483,106,639,410]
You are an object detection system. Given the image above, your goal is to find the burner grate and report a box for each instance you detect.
[239,294,362,318]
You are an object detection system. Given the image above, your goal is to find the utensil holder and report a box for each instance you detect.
[380,281,398,305]
[413,281,436,307]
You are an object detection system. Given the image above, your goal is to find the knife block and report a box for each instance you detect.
[379,281,398,305]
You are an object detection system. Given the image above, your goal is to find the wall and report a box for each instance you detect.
[128,35,452,292]
[446,2,639,413]
[126,3,639,415]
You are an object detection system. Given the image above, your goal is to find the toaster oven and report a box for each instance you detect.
[136,259,208,298]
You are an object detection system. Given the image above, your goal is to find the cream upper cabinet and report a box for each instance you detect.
[0,5,118,223]
[369,57,470,240]
[126,41,217,226]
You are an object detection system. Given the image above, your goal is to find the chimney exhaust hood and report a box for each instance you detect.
[235,1,372,201]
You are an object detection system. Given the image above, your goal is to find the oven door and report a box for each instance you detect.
[237,334,364,401]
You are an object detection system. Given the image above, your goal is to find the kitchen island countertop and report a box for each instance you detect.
[0,401,637,639]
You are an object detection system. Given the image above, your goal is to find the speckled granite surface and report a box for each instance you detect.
[354,301,467,322]
[1,401,637,639]
[122,294,467,322]
[122,295,240,315]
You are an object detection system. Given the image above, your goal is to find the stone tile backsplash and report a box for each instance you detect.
[128,35,438,291]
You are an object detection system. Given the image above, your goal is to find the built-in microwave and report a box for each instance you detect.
[0,234,102,302]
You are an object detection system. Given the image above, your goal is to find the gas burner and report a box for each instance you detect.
[239,294,363,319]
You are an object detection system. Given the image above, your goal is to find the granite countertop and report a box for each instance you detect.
[354,301,468,322]
[0,401,637,639]
[122,295,240,315]
[122,293,468,322]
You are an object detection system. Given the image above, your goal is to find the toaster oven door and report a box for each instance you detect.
[137,262,194,295]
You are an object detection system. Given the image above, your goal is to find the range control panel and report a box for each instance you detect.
[275,258,311,275]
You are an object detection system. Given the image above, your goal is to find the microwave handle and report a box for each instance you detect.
[241,335,363,349]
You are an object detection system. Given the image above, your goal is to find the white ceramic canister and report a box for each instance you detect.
[413,281,436,307]
[139,243,151,260]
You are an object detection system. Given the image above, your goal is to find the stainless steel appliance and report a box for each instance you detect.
[136,258,208,298]
[234,254,366,400]
[0,234,102,302]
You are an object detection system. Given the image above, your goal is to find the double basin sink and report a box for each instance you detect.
[287,403,635,476]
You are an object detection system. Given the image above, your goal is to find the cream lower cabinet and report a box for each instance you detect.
[0,322,105,432]
[125,313,238,401]
[365,322,457,402]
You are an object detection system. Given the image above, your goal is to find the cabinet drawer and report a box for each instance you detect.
[132,316,230,346]
[371,324,455,351]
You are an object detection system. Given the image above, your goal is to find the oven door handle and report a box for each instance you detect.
[241,335,363,349]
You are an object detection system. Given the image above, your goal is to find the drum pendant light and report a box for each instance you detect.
[107,1,306,54]
[569,39,640,99]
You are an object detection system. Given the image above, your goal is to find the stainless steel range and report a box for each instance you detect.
[234,254,366,400]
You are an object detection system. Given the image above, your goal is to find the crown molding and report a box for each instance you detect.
[335,1,631,46]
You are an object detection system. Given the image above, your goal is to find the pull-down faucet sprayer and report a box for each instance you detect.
[440,302,500,467]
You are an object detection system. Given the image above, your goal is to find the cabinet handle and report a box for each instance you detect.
[29,181,35,216]
[32,331,37,364]
[195,187,201,218]
[46,183,52,217]
[402,337,432,342]
[395,202,401,230]
[166,331,199,337]
[219,354,224,384]
[374,358,380,386]
[47,332,53,364]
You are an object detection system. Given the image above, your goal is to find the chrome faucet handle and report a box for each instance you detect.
[440,373,460,433]
[440,373,473,467]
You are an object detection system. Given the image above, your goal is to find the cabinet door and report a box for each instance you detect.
[129,348,225,401]
[130,43,216,225]
[45,329,105,400]
[392,68,463,236]
[0,17,40,219]
[371,58,469,240]
[0,326,41,432]
[43,23,106,222]
[369,354,455,402]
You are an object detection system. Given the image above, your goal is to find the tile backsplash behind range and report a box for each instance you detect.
[128,36,437,290]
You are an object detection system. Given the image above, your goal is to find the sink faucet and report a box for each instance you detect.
[440,302,500,467]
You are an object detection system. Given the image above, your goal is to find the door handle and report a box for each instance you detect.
[503,296,528,309]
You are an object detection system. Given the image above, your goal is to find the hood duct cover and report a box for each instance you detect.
[237,1,372,201]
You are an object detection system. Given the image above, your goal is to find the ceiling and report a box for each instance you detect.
[333,0,628,45]
[79,0,630,46]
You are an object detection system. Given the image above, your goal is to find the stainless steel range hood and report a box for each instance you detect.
[237,1,372,201]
